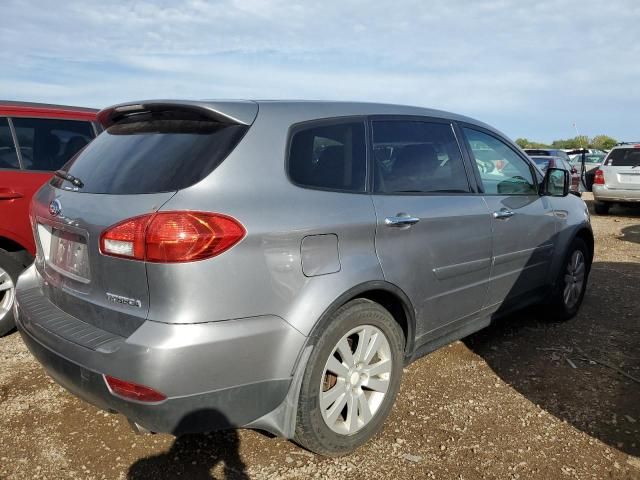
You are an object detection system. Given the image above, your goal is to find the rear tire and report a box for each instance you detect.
[0,248,25,336]
[546,238,590,322]
[294,299,404,456]
[594,202,610,215]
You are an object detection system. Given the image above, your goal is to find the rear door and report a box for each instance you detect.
[602,147,640,190]
[370,118,492,340]
[0,116,96,253]
[460,126,557,310]
[30,104,253,337]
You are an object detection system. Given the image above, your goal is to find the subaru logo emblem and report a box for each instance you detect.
[49,199,62,217]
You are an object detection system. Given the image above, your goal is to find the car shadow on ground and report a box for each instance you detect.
[464,261,640,457]
[620,225,640,245]
[127,410,249,480]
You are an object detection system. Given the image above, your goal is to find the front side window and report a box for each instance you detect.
[0,118,19,169]
[372,120,469,194]
[464,128,537,195]
[12,118,94,171]
[288,121,366,192]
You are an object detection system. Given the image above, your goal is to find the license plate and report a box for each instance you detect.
[48,228,90,282]
[621,173,640,184]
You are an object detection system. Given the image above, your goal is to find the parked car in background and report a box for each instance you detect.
[530,155,580,193]
[15,100,593,456]
[524,148,571,161]
[0,101,99,335]
[592,143,640,214]
[569,152,606,191]
[567,148,606,161]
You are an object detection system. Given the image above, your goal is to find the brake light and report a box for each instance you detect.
[104,375,166,403]
[594,169,605,185]
[100,212,245,263]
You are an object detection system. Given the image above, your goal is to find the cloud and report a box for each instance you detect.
[1,0,638,141]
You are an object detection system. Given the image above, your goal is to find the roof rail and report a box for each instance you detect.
[615,142,640,146]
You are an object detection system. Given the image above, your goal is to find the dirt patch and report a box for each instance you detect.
[1,193,639,479]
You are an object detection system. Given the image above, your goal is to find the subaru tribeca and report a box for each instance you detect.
[15,100,593,456]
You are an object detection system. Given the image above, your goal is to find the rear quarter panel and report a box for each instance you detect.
[145,106,384,336]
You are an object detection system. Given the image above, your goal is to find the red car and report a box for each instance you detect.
[530,155,581,193]
[0,101,99,335]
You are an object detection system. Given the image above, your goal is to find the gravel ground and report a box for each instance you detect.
[1,193,639,480]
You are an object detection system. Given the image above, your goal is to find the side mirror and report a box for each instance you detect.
[540,167,569,197]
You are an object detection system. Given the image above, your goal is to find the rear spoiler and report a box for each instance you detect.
[97,100,259,128]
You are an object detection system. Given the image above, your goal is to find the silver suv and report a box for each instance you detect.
[592,143,640,214]
[15,100,593,456]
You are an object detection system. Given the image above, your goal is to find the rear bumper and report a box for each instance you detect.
[15,265,306,435]
[592,185,640,202]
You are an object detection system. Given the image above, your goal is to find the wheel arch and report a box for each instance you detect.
[306,280,416,359]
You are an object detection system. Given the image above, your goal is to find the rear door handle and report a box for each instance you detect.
[385,215,420,227]
[0,189,23,200]
[493,209,515,219]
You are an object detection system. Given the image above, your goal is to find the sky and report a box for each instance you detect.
[1,0,638,143]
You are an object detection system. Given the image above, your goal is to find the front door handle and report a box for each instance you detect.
[493,209,515,219]
[0,189,23,200]
[385,214,420,227]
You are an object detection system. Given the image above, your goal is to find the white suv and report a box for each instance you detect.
[592,143,640,214]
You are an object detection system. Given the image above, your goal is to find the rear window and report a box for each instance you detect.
[532,157,551,171]
[52,111,248,194]
[288,120,366,192]
[605,148,640,167]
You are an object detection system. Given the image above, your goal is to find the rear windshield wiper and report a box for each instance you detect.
[54,170,84,188]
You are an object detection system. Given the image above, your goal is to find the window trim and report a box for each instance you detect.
[7,116,97,173]
[0,116,23,170]
[366,115,474,196]
[457,122,542,196]
[285,116,370,195]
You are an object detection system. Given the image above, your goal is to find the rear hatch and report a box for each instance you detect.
[31,101,257,337]
[602,147,640,190]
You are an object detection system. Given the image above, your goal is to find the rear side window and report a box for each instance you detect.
[52,111,248,194]
[605,148,640,167]
[12,118,94,171]
[0,118,19,169]
[372,120,469,194]
[288,121,366,192]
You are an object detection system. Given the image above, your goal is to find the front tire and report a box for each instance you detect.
[294,299,405,456]
[547,238,590,321]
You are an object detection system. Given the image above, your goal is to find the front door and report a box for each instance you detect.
[461,126,557,310]
[370,119,493,340]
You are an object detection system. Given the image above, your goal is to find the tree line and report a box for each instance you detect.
[515,135,618,151]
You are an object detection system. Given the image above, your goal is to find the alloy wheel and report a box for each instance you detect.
[319,325,392,435]
[563,250,585,309]
[0,266,15,322]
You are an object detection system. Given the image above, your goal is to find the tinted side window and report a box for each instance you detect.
[464,128,537,195]
[372,121,469,194]
[288,121,366,192]
[12,118,94,171]
[0,118,19,169]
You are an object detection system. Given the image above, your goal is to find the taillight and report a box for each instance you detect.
[594,169,605,185]
[104,375,166,403]
[100,211,245,263]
